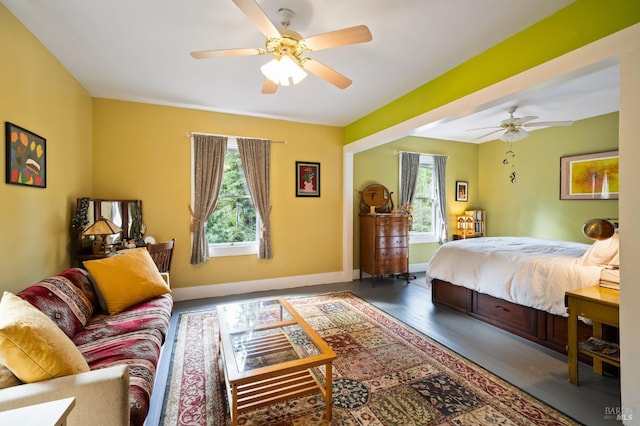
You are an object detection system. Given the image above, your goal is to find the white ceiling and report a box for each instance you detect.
[2,0,618,141]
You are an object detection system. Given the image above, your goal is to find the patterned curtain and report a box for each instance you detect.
[434,155,448,243]
[400,152,420,206]
[190,134,227,264]
[237,138,272,259]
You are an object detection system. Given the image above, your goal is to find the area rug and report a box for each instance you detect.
[160,291,579,425]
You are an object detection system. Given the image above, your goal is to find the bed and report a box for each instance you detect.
[427,236,619,353]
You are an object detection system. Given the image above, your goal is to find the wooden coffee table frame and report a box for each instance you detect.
[216,298,336,426]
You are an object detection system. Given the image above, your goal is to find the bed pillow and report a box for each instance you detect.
[0,292,90,383]
[83,248,171,315]
[579,233,619,266]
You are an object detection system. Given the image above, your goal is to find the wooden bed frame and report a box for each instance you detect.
[431,279,618,355]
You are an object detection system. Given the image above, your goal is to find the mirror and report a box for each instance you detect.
[73,198,144,253]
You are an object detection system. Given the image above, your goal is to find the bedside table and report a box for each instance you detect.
[565,285,620,385]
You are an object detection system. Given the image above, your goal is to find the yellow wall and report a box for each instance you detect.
[353,137,479,266]
[479,112,619,242]
[92,99,343,288]
[0,5,93,294]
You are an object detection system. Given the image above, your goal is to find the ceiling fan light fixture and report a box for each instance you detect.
[500,128,529,143]
[260,55,307,86]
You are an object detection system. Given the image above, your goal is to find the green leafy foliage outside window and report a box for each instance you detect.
[206,149,258,244]
[411,164,434,233]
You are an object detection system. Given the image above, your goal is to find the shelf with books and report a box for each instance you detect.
[453,209,485,239]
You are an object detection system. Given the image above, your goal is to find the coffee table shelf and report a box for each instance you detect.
[216,298,336,425]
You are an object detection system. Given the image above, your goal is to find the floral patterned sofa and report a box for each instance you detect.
[0,249,173,426]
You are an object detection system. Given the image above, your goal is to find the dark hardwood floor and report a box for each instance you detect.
[147,273,621,425]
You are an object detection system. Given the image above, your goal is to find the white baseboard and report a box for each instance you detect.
[172,264,429,302]
[171,271,348,301]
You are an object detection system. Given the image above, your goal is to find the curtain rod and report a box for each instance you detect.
[185,131,286,144]
[396,150,448,157]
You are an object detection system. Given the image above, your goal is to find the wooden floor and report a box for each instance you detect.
[147,273,621,425]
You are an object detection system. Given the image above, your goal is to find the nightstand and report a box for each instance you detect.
[565,285,620,385]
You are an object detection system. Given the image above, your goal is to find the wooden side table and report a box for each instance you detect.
[565,285,620,385]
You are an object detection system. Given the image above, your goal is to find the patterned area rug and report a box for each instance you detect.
[160,291,579,425]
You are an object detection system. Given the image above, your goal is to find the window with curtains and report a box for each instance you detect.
[207,141,260,256]
[401,154,441,243]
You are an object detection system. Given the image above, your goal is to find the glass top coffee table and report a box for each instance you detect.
[216,298,336,425]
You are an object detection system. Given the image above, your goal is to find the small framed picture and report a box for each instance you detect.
[295,161,320,197]
[455,181,468,201]
[5,122,46,188]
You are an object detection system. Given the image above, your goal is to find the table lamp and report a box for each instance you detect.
[83,217,122,254]
[582,218,617,241]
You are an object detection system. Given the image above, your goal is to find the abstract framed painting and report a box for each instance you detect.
[5,122,47,188]
[295,161,320,197]
[560,150,618,200]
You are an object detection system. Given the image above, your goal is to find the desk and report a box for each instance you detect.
[565,285,620,385]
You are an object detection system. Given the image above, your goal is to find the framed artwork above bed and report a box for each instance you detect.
[560,150,619,200]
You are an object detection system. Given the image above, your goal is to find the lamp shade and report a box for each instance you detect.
[500,128,529,143]
[582,218,615,241]
[83,217,122,236]
[261,55,307,86]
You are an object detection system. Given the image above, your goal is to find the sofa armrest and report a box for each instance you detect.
[0,366,130,426]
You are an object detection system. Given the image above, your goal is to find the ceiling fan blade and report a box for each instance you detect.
[190,47,264,59]
[232,0,280,39]
[466,126,502,131]
[473,129,504,141]
[303,59,352,89]
[261,78,278,94]
[512,115,538,125]
[523,120,574,127]
[304,25,372,51]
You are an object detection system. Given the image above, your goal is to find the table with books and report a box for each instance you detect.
[565,285,620,385]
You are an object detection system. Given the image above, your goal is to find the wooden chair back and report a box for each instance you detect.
[146,238,175,273]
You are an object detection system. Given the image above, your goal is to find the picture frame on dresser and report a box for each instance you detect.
[5,122,47,188]
[295,161,320,197]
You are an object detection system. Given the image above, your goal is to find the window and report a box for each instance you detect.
[206,141,259,256]
[401,154,441,243]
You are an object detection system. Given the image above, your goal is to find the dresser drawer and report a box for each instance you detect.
[472,292,539,336]
[375,248,407,260]
[376,236,407,249]
[375,216,406,226]
[376,258,408,275]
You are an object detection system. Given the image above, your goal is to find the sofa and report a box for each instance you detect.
[0,248,173,426]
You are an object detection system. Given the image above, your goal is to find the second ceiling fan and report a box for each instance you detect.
[468,106,575,142]
[191,0,372,94]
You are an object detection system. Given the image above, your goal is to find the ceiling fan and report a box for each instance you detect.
[468,106,574,142]
[190,0,372,94]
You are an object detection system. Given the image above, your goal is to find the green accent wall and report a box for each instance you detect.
[479,112,618,242]
[345,0,640,144]
[353,112,618,269]
[353,138,478,267]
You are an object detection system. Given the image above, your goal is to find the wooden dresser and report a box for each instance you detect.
[359,213,409,286]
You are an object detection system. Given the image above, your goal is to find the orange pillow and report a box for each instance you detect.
[83,248,171,315]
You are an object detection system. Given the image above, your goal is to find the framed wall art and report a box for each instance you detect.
[295,161,320,197]
[560,150,618,200]
[455,181,468,201]
[5,122,47,188]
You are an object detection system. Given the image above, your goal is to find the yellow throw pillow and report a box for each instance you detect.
[0,292,90,383]
[83,248,171,315]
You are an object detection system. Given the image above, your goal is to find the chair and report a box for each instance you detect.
[146,238,175,273]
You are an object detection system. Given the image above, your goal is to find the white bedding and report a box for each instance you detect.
[426,237,604,316]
